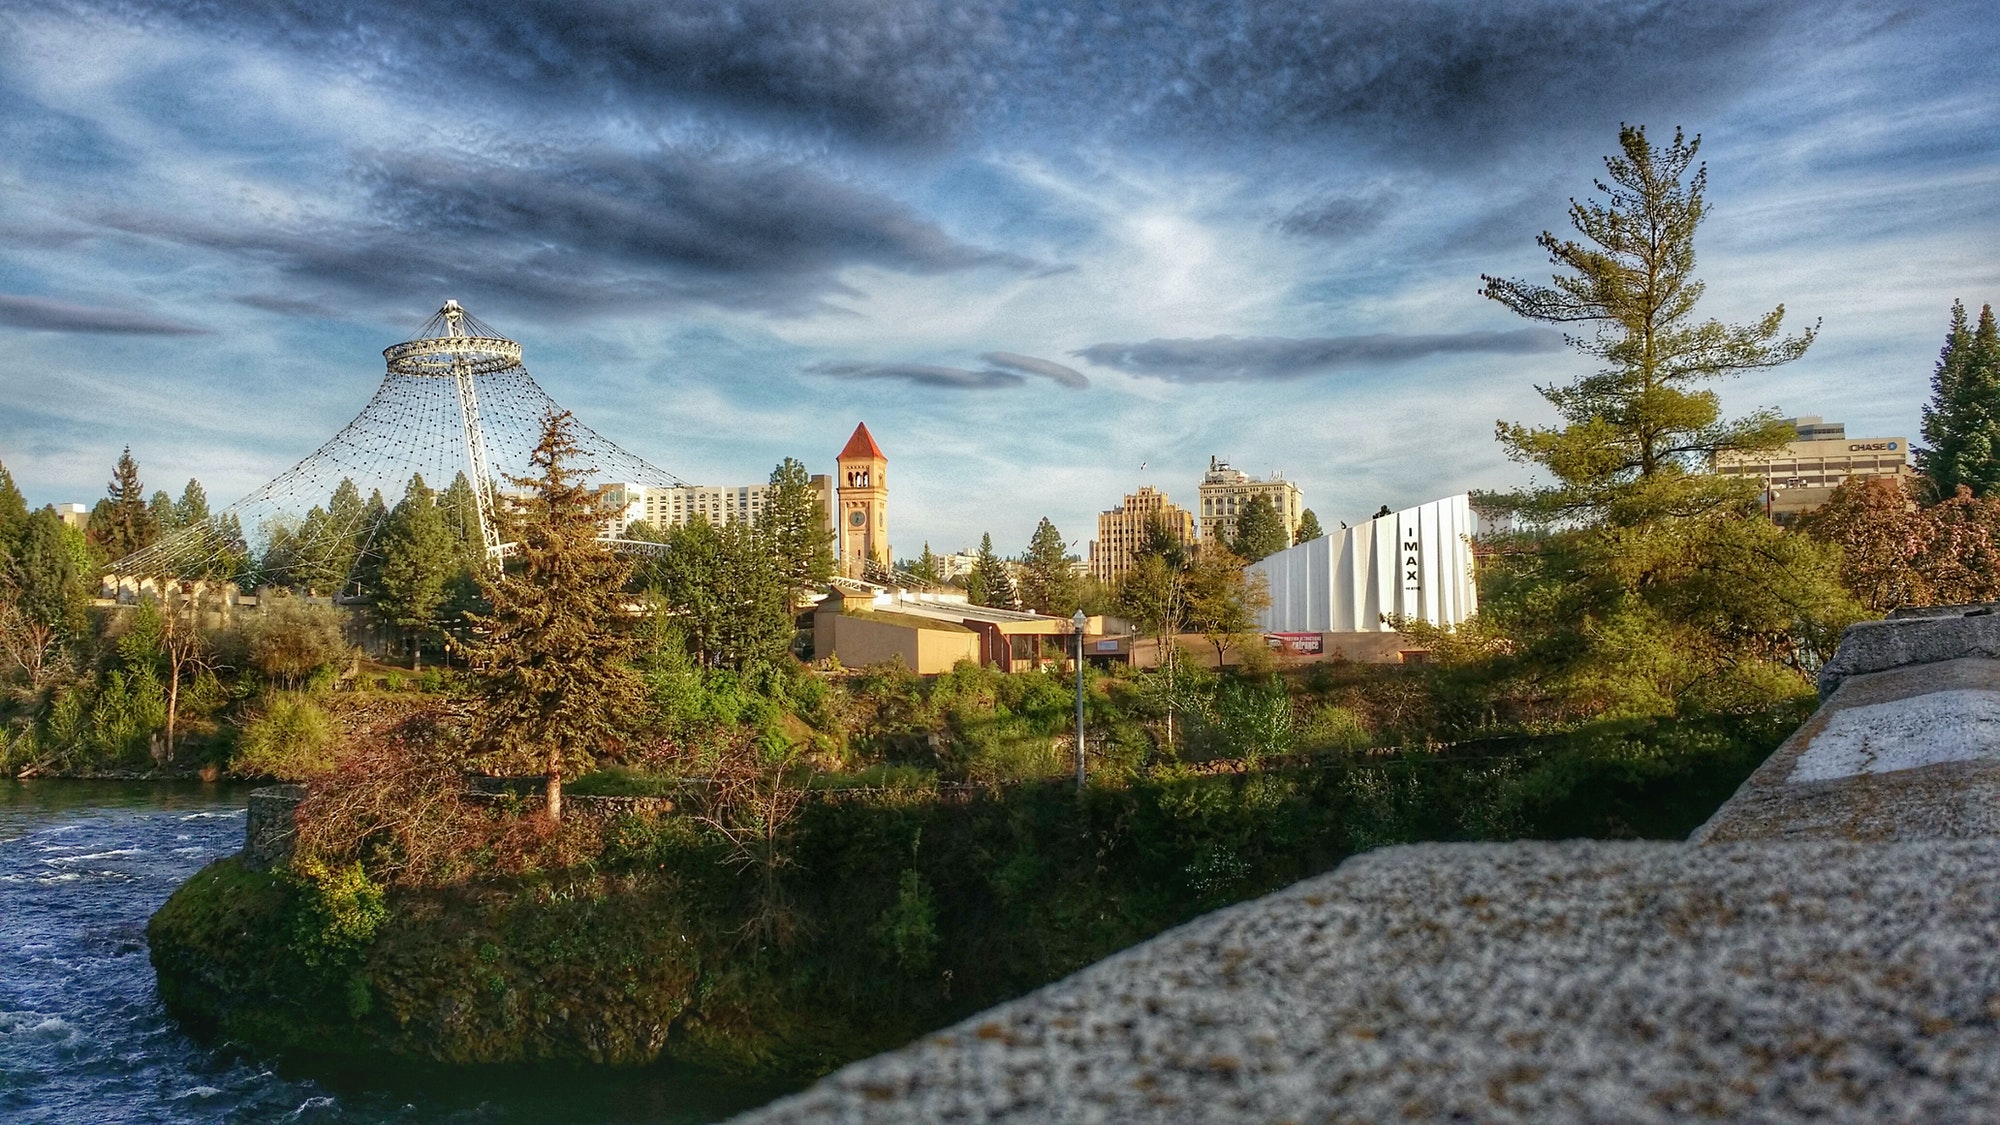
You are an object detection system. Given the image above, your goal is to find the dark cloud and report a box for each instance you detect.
[68,0,1002,144]
[982,352,1090,388]
[99,146,1041,317]
[1074,330,1564,382]
[998,0,1826,162]
[52,0,1832,162]
[1279,191,1396,241]
[807,351,1090,390]
[807,361,1025,391]
[0,294,208,335]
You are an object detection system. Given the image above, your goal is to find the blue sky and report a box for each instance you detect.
[2,0,1996,557]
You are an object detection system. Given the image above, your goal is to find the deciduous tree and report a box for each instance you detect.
[2,508,90,687]
[1185,547,1270,666]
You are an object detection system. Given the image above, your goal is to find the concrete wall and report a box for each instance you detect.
[1253,493,1476,633]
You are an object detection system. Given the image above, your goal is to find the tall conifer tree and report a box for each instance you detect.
[1918,301,2000,501]
[1018,517,1080,616]
[89,447,157,559]
[468,411,640,822]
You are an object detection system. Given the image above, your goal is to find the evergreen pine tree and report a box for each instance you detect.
[468,410,642,821]
[1229,495,1289,561]
[1917,301,2000,501]
[1480,126,1814,525]
[89,447,157,559]
[1018,517,1080,616]
[1477,124,1849,714]
[4,508,90,686]
[1293,508,1324,545]
[969,533,1015,608]
[0,461,27,556]
[149,490,178,533]
[175,479,210,528]
[906,542,943,586]
[759,457,836,603]
[376,474,455,665]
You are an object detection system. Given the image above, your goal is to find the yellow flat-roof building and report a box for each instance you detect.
[1714,416,1915,519]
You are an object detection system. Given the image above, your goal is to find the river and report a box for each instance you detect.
[0,781,791,1125]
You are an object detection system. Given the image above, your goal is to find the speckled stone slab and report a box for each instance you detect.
[1693,657,2000,844]
[1817,609,2000,698]
[729,840,2000,1125]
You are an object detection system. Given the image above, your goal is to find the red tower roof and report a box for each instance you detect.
[838,422,885,461]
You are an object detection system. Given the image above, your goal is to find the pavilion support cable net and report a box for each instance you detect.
[113,301,688,589]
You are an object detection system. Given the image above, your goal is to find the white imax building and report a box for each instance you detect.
[1251,494,1477,634]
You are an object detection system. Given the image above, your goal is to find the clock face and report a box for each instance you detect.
[848,509,867,527]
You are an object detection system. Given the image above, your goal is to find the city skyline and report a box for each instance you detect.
[2,1,1996,553]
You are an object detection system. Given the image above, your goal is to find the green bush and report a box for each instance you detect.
[230,694,336,779]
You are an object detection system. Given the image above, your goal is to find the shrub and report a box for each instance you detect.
[230,694,336,780]
[242,599,351,690]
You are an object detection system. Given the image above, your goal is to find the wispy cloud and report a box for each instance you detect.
[1075,330,1564,382]
[807,361,1024,390]
[95,145,1043,317]
[0,293,207,334]
[982,352,1090,388]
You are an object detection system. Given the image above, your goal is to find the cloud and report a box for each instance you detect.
[98,145,1042,317]
[0,293,208,334]
[808,350,1090,391]
[1074,330,1564,382]
[982,352,1090,388]
[50,0,1001,144]
[1278,192,1396,241]
[807,361,1025,390]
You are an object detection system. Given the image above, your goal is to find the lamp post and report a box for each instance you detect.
[1072,609,1088,791]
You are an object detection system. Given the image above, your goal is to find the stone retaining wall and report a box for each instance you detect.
[730,608,2000,1125]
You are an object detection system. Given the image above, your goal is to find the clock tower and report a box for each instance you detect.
[836,422,889,578]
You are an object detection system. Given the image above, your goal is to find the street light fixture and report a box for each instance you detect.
[1072,609,1088,791]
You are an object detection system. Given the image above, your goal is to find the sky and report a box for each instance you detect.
[2,0,1997,558]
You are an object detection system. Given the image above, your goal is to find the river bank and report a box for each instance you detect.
[147,704,1808,1084]
[0,780,788,1125]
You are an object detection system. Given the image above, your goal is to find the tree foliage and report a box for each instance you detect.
[761,457,836,604]
[1467,125,1849,719]
[243,597,352,689]
[643,515,794,672]
[1293,508,1324,545]
[375,474,455,664]
[1480,125,1814,527]
[1228,495,1288,561]
[468,410,642,820]
[1184,547,1270,664]
[968,533,1015,609]
[89,447,158,561]
[1017,518,1079,617]
[1917,300,2000,502]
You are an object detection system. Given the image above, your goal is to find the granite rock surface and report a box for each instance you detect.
[733,841,2000,1124]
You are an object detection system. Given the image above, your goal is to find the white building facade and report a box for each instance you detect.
[1250,493,1477,633]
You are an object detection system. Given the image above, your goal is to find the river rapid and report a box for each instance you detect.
[0,781,789,1125]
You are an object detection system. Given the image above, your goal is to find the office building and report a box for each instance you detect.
[1197,456,1303,547]
[1713,416,1916,519]
[1088,486,1196,584]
